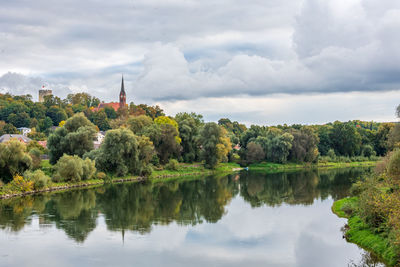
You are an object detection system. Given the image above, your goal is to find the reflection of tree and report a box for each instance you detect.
[96,176,237,233]
[347,251,385,267]
[0,167,372,244]
[42,189,98,242]
[239,168,371,207]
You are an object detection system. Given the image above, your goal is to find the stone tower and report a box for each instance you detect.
[119,75,126,108]
[38,86,52,102]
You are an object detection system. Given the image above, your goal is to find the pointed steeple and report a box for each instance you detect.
[121,75,125,94]
[119,75,126,108]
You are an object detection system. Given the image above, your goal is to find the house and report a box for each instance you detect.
[38,140,47,149]
[17,127,32,136]
[93,131,106,149]
[0,134,32,144]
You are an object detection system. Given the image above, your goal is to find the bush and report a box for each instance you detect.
[165,159,179,171]
[10,175,33,192]
[24,170,51,190]
[53,154,96,182]
[387,149,400,179]
[327,149,336,160]
[29,148,42,170]
[141,164,153,177]
[96,172,107,180]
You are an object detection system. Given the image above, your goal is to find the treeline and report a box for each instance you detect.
[0,92,399,187]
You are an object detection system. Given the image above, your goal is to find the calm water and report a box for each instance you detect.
[0,168,385,267]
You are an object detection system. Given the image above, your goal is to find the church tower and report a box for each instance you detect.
[119,75,126,108]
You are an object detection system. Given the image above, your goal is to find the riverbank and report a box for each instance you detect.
[249,161,377,172]
[0,162,241,199]
[332,197,399,266]
[0,160,377,200]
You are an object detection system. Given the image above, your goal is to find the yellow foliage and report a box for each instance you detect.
[58,120,66,127]
[11,175,34,192]
[216,128,232,163]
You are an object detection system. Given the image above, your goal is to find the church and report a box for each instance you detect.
[93,76,127,112]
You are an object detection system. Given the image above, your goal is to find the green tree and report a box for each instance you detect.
[53,154,96,182]
[246,142,265,164]
[0,140,32,183]
[47,113,97,164]
[329,121,362,156]
[127,115,153,135]
[175,112,203,163]
[46,106,68,126]
[87,128,143,176]
[288,127,319,163]
[199,122,224,169]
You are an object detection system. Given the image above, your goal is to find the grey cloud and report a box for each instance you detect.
[0,0,400,105]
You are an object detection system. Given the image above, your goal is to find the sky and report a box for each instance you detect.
[0,0,399,125]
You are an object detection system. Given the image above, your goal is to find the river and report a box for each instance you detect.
[0,168,385,266]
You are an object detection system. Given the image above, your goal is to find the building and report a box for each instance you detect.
[39,85,52,102]
[17,127,31,136]
[93,131,106,149]
[0,134,31,144]
[93,76,127,112]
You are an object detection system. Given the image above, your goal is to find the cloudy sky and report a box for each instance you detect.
[1,0,399,125]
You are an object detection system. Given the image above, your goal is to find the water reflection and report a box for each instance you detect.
[0,167,370,243]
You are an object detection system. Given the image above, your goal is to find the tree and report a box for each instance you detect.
[216,127,232,163]
[88,109,110,131]
[7,112,30,127]
[47,113,97,164]
[288,127,319,163]
[127,115,153,135]
[246,142,265,164]
[53,154,96,182]
[329,121,362,156]
[199,123,227,169]
[46,106,68,126]
[0,139,32,183]
[255,130,294,163]
[175,112,203,163]
[87,128,141,176]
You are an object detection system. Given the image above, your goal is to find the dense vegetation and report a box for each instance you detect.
[332,106,400,266]
[0,92,398,192]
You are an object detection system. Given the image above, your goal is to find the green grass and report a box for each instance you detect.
[249,161,377,172]
[332,197,399,266]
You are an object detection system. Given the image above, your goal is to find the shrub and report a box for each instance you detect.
[82,158,96,180]
[0,180,3,188]
[24,170,51,190]
[327,149,336,160]
[53,154,96,182]
[165,159,179,171]
[10,175,33,192]
[141,164,153,177]
[96,172,107,180]
[29,148,42,170]
[387,149,400,179]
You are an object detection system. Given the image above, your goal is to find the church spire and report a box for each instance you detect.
[121,75,125,94]
[119,75,126,108]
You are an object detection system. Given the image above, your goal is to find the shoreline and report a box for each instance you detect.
[332,197,398,266]
[0,161,377,200]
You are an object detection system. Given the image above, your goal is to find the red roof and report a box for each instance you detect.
[93,102,121,112]
[38,141,47,148]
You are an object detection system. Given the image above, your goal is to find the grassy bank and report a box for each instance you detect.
[249,161,377,172]
[332,197,399,266]
[0,162,241,199]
